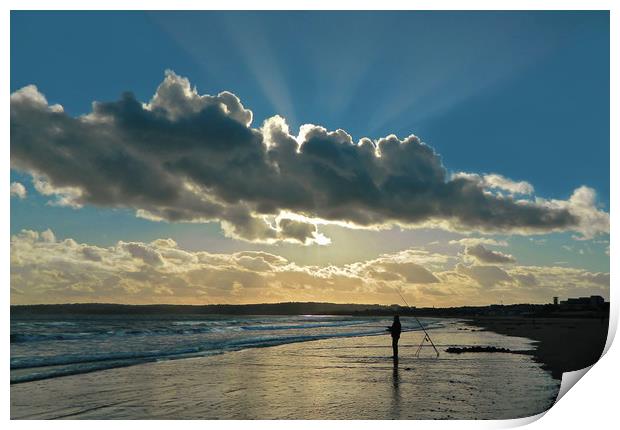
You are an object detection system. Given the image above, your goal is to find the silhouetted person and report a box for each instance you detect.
[387,315,402,359]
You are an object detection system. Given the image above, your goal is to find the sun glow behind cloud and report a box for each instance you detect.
[10,229,609,306]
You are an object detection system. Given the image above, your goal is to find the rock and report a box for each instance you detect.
[445,346,513,354]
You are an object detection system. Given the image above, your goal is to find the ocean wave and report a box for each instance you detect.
[10,346,205,370]
[12,332,97,343]
[11,359,151,384]
[11,327,385,371]
[240,320,368,331]
[10,326,231,343]
[11,318,383,344]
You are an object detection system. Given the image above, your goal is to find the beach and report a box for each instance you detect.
[466,317,609,380]
[11,319,559,420]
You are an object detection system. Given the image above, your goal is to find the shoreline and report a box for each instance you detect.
[464,316,609,380]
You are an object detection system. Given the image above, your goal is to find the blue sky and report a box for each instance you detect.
[10,11,610,304]
[11,11,609,199]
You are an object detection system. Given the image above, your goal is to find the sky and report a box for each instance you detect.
[10,11,610,306]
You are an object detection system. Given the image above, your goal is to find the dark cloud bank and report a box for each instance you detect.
[10,71,609,245]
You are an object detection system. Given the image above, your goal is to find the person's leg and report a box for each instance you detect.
[392,337,398,358]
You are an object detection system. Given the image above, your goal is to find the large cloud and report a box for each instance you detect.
[10,229,609,306]
[10,71,609,244]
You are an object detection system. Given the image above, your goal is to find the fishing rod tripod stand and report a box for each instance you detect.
[414,332,440,358]
[394,288,440,358]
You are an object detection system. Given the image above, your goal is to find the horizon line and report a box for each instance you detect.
[10,300,575,308]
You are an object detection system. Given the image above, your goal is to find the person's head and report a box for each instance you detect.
[394,315,400,323]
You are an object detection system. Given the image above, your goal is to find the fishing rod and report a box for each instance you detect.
[394,288,440,358]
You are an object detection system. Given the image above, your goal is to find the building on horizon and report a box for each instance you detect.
[559,295,606,311]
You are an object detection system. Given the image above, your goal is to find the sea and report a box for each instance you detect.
[11,314,442,384]
[11,314,561,419]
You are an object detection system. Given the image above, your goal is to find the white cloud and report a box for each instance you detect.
[32,175,83,208]
[449,237,508,247]
[40,229,56,243]
[463,244,516,264]
[537,186,609,240]
[482,174,534,195]
[456,263,513,288]
[10,229,609,306]
[451,172,534,195]
[10,182,27,199]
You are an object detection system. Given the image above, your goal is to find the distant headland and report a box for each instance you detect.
[11,297,609,319]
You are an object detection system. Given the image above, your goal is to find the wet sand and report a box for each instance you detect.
[11,322,559,420]
[465,317,609,379]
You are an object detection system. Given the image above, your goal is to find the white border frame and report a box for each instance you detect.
[4,2,617,428]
